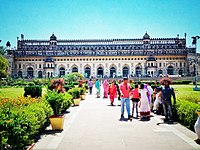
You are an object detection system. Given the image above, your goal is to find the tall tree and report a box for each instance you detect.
[0,46,6,55]
[0,55,8,78]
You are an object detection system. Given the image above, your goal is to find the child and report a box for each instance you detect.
[130,84,140,118]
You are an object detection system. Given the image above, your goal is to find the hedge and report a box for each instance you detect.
[0,97,53,150]
[24,86,42,98]
[174,99,200,131]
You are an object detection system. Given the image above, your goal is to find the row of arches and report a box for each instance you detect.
[17,65,183,78]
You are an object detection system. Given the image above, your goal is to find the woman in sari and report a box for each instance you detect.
[109,80,117,105]
[103,79,109,98]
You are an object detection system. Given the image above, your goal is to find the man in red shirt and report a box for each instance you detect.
[119,77,131,120]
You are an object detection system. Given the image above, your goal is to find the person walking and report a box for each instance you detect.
[109,80,117,106]
[87,79,93,95]
[130,84,140,118]
[119,77,131,120]
[139,83,150,120]
[103,79,109,98]
[160,78,176,123]
[95,79,101,98]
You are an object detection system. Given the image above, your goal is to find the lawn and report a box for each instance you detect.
[0,87,47,98]
[172,84,200,103]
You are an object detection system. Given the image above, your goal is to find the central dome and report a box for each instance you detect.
[50,34,57,41]
[143,32,150,39]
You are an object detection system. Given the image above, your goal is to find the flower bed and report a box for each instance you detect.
[0,96,53,149]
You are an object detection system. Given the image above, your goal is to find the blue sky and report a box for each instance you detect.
[0,0,200,51]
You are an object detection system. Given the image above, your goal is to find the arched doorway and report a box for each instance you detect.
[135,66,142,77]
[179,69,183,76]
[97,67,104,78]
[123,66,129,77]
[72,67,78,73]
[110,67,116,78]
[167,66,174,75]
[59,67,65,76]
[84,67,91,78]
[27,67,34,78]
[38,71,42,78]
[158,70,163,75]
[18,71,23,78]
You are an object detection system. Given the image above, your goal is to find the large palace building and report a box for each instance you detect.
[6,33,197,79]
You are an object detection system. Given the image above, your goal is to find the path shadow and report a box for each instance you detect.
[139,117,151,122]
[157,118,178,125]
[34,130,63,143]
[194,139,200,145]
[119,118,128,122]
[107,104,116,107]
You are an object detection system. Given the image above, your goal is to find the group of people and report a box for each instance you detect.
[87,77,176,123]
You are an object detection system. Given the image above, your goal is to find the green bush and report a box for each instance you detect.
[24,86,42,97]
[68,87,80,99]
[174,99,200,131]
[64,85,70,92]
[79,87,86,95]
[73,82,79,86]
[0,97,53,150]
[45,90,72,116]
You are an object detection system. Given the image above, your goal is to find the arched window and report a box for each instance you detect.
[110,67,116,78]
[135,66,142,77]
[18,71,23,78]
[47,72,50,78]
[167,66,174,75]
[59,67,65,77]
[123,66,129,77]
[97,67,104,78]
[27,67,34,78]
[38,71,42,78]
[72,67,78,73]
[84,67,91,78]
[178,69,183,76]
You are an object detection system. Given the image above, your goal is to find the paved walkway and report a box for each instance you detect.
[34,88,200,150]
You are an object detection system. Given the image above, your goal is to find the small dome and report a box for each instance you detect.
[147,56,156,61]
[143,32,150,39]
[50,34,57,41]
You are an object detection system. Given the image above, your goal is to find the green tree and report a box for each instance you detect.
[0,46,6,55]
[0,55,8,78]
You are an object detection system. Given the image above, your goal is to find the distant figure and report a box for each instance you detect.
[119,77,131,120]
[95,79,101,98]
[109,80,117,106]
[87,79,93,95]
[130,84,140,118]
[139,83,150,119]
[161,78,176,123]
[103,79,109,98]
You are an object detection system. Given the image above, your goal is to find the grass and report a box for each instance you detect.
[0,87,47,98]
[172,84,200,103]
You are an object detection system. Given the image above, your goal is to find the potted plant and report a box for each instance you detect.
[80,87,86,100]
[68,87,81,106]
[45,90,66,130]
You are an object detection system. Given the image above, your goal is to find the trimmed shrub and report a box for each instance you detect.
[64,85,70,92]
[174,99,200,131]
[0,97,53,149]
[79,87,86,95]
[68,87,81,99]
[24,86,42,98]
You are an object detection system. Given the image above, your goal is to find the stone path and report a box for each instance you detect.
[34,88,200,150]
